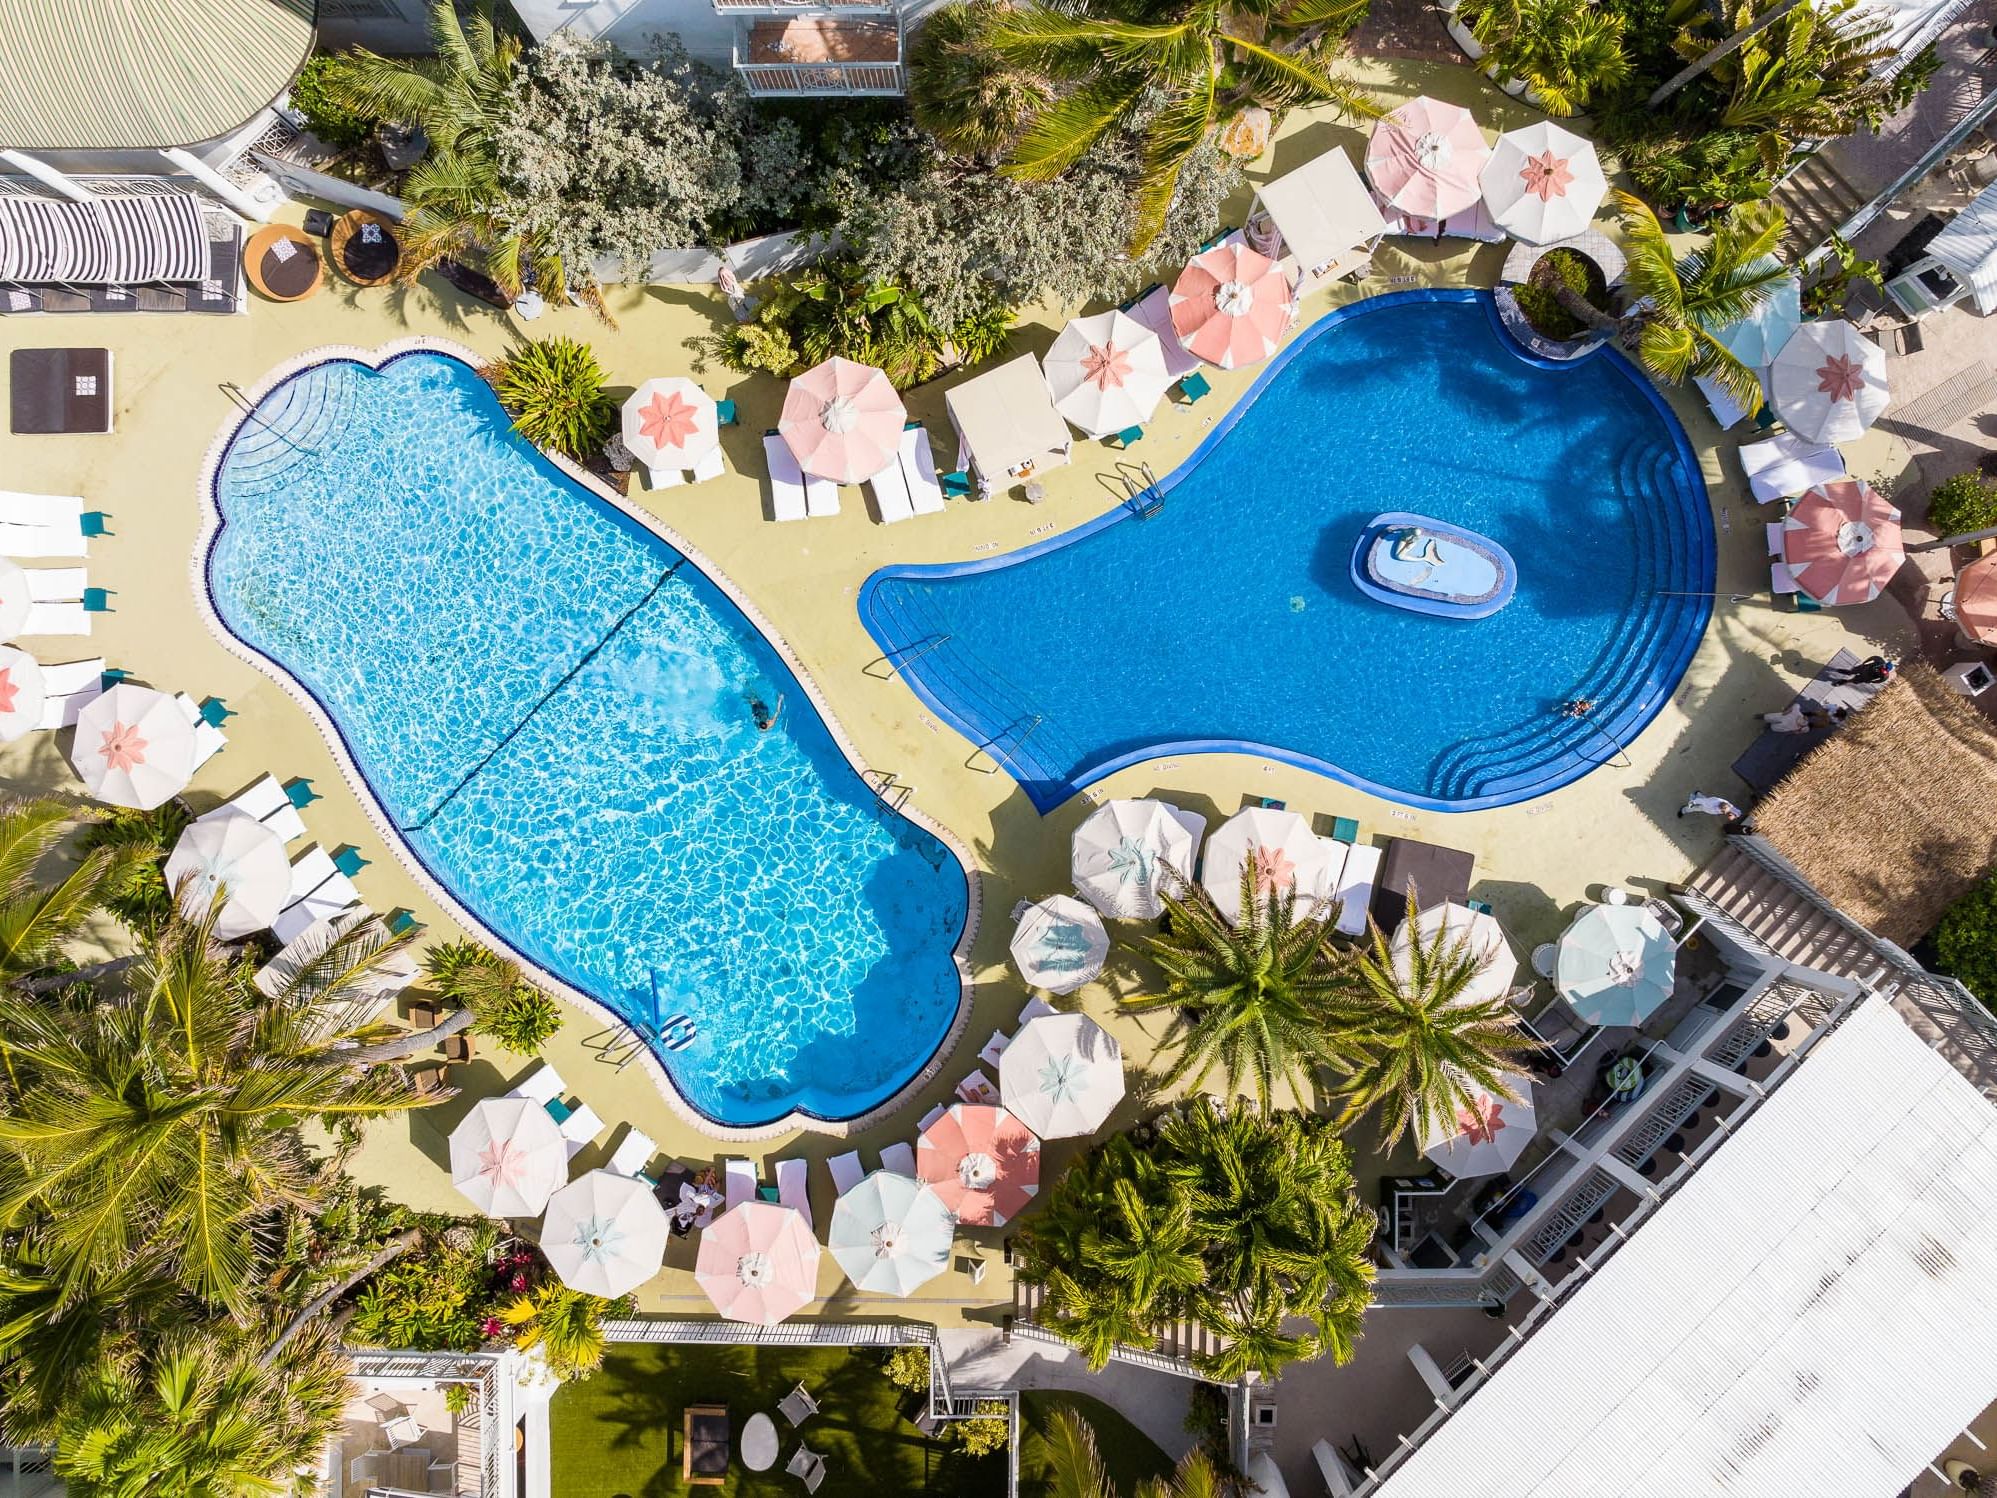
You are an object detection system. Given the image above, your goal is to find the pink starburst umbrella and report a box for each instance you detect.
[1479,121,1606,245]
[917,1104,1041,1227]
[695,1200,821,1325]
[449,1096,568,1218]
[779,357,907,484]
[1421,1072,1537,1178]
[621,377,718,470]
[0,646,46,743]
[68,683,195,810]
[1769,319,1888,443]
[1170,243,1296,370]
[1043,310,1171,437]
[1368,96,1490,220]
[1783,478,1904,606]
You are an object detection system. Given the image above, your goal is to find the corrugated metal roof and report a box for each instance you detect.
[1377,995,1997,1497]
[0,0,316,152]
[1931,181,1997,316]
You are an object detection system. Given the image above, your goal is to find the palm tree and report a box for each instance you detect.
[1463,0,1631,116]
[498,1280,618,1379]
[0,902,426,1318]
[909,0,1056,163]
[974,0,1378,250]
[1326,895,1532,1149]
[1124,867,1351,1110]
[0,798,141,995]
[1040,1403,1226,1498]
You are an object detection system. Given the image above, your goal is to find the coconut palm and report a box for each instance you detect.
[909,0,1057,162]
[1124,867,1350,1110]
[1326,894,1532,1149]
[498,1280,619,1379]
[1039,1403,1226,1498]
[1462,0,1631,116]
[0,798,141,994]
[974,0,1378,251]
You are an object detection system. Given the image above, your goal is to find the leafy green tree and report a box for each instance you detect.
[498,1279,624,1379]
[908,0,1057,162]
[1461,0,1632,115]
[488,337,615,461]
[1936,874,1997,1008]
[1326,895,1532,1148]
[1926,474,1997,542]
[1123,867,1351,1110]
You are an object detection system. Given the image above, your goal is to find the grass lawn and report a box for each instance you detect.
[548,1344,1006,1498]
[1017,1391,1173,1495]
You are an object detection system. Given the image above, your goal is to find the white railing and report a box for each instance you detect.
[716,0,895,10]
[734,61,905,94]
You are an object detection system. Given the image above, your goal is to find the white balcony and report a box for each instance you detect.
[732,18,904,95]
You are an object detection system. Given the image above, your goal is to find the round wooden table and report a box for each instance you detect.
[331,209,402,287]
[244,225,323,302]
[740,1412,778,1472]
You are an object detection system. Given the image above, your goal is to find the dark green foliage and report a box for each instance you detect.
[1936,874,1997,1007]
[1927,473,1997,540]
[1515,248,1612,340]
[487,337,615,461]
[289,55,378,150]
[76,801,191,937]
[424,938,565,1052]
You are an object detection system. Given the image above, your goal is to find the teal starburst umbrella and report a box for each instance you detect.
[541,1169,669,1298]
[999,1013,1125,1140]
[829,1171,954,1297]
[1555,904,1677,1027]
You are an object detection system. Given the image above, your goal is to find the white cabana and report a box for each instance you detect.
[165,808,292,939]
[1043,310,1171,438]
[1199,806,1341,925]
[944,354,1072,491]
[449,1096,568,1219]
[0,645,45,742]
[1421,1071,1537,1179]
[541,1168,670,1299]
[69,683,195,810]
[999,1012,1125,1139]
[1478,122,1607,245]
[1009,893,1110,995]
[1770,319,1889,444]
[1389,901,1517,1007]
[1927,180,1997,315]
[1071,797,1206,920]
[1246,147,1387,290]
[828,1170,954,1297]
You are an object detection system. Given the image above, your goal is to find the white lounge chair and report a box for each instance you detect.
[1018,995,1058,1025]
[1739,433,1845,504]
[0,492,82,528]
[804,471,840,518]
[271,872,359,944]
[827,1150,864,1195]
[645,465,683,490]
[21,601,88,636]
[879,1141,916,1176]
[1772,561,1801,595]
[172,692,225,768]
[25,567,84,602]
[205,773,306,842]
[977,1029,1010,1069]
[776,1157,811,1228]
[34,657,105,730]
[954,1068,997,1106]
[283,846,336,905]
[763,433,808,523]
[869,454,916,525]
[690,447,726,483]
[900,426,946,516]
[1695,373,1751,430]
[1765,521,1786,559]
[508,1061,567,1107]
[0,520,85,558]
[1333,844,1381,937]
[724,1156,758,1209]
[608,1127,658,1181]
[558,1102,604,1156]
[919,1103,946,1131]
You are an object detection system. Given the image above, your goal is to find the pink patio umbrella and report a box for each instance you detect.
[916,1103,1041,1227]
[1782,478,1904,606]
[1367,96,1490,220]
[621,377,718,472]
[69,683,195,810]
[1169,243,1296,370]
[694,1200,821,1326]
[778,357,907,484]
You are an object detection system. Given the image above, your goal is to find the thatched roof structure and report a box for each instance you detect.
[1753,664,1997,946]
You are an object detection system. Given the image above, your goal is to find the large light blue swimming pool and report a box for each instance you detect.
[206,352,967,1127]
[859,292,1715,812]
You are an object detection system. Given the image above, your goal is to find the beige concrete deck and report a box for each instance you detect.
[0,70,1919,1331]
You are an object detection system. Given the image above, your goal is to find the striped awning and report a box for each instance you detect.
[0,193,208,283]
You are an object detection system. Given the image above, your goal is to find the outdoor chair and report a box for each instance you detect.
[608,1126,659,1183]
[786,1445,827,1493]
[716,399,738,426]
[507,1060,567,1109]
[879,1141,916,1176]
[1177,371,1212,403]
[1109,425,1143,447]
[827,1150,864,1195]
[1331,816,1360,844]
[724,1156,758,1209]
[940,469,973,498]
[776,1158,812,1228]
[285,777,319,809]
[977,1029,1010,1069]
[691,448,726,482]
[919,1103,946,1131]
[198,695,232,726]
[81,512,110,537]
[778,1381,819,1427]
[333,846,369,878]
[898,425,946,515]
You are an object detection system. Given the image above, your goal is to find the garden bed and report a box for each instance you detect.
[1514,248,1613,341]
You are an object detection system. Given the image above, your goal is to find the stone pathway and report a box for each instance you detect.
[938,1329,1197,1460]
[1350,0,1463,63]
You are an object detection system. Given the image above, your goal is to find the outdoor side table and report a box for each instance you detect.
[245,225,323,302]
[741,1412,778,1471]
[332,209,402,287]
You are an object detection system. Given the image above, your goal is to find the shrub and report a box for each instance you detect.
[425,939,565,1053]
[1927,473,1997,540]
[1514,249,1611,341]
[288,54,377,151]
[77,802,192,936]
[488,337,614,461]
[946,1401,1010,1457]
[474,985,564,1053]
[1936,875,1997,1007]
[882,1345,931,1395]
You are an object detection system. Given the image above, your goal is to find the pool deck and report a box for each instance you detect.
[0,62,1920,1330]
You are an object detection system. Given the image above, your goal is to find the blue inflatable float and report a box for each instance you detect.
[1351,511,1518,620]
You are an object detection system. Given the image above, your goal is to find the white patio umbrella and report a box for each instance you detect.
[1421,1071,1538,1178]
[0,645,46,742]
[1389,902,1518,1007]
[621,376,719,473]
[999,1012,1125,1139]
[0,559,29,642]
[541,1168,671,1299]
[1043,310,1172,438]
[165,809,292,939]
[449,1096,568,1219]
[1769,319,1889,444]
[1478,122,1607,244]
[69,683,195,810]
[1010,893,1110,995]
[1200,807,1338,925]
[828,1170,954,1297]
[1071,798,1205,920]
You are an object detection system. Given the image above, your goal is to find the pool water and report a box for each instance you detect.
[207,352,967,1127]
[859,292,1714,812]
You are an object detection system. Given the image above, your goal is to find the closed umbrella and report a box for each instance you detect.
[917,1104,1040,1226]
[1770,320,1888,443]
[1421,1071,1538,1178]
[828,1170,954,1296]
[779,357,906,484]
[165,809,292,939]
[1170,243,1296,369]
[1044,310,1171,438]
[1071,797,1204,920]
[1200,807,1338,926]
[1782,479,1903,606]
[1556,903,1676,1026]
[449,1096,568,1218]
[1708,263,1802,370]
[621,377,718,473]
[542,1169,670,1299]
[1368,96,1490,220]
[0,645,46,742]
[694,1201,820,1325]
[1390,902,1517,1007]
[0,559,29,642]
[999,1012,1124,1139]
[69,684,195,810]
[1479,122,1606,244]
[1010,894,1109,994]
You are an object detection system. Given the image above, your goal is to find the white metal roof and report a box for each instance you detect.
[1854,0,1977,73]
[1253,148,1387,271]
[1376,994,1997,1498]
[1930,181,1997,315]
[944,353,1071,479]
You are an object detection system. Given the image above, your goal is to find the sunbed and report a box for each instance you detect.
[0,520,85,558]
[507,1061,567,1108]
[690,447,725,483]
[879,1141,916,1176]
[977,1029,1010,1069]
[1739,433,1845,504]
[826,1149,864,1196]
[1333,843,1382,937]
[919,1103,946,1131]
[21,601,88,636]
[203,772,306,842]
[776,1157,812,1228]
[25,566,84,602]
[0,492,82,527]
[608,1127,659,1182]
[35,657,105,730]
[804,471,839,518]
[724,1156,758,1209]
[869,454,916,524]
[272,871,360,945]
[645,465,683,490]
[172,692,226,767]
[900,425,947,515]
[763,432,808,522]
[1018,994,1058,1025]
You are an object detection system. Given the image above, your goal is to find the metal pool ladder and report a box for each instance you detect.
[1123,463,1165,520]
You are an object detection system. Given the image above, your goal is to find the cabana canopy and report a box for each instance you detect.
[944,354,1072,488]
[1928,180,1997,315]
[1249,147,1386,285]
[0,192,209,283]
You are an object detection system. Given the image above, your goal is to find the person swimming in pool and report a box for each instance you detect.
[1563,699,1595,718]
[749,693,786,732]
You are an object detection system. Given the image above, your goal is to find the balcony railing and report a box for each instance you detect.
[733,59,905,94]
[715,0,895,11]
